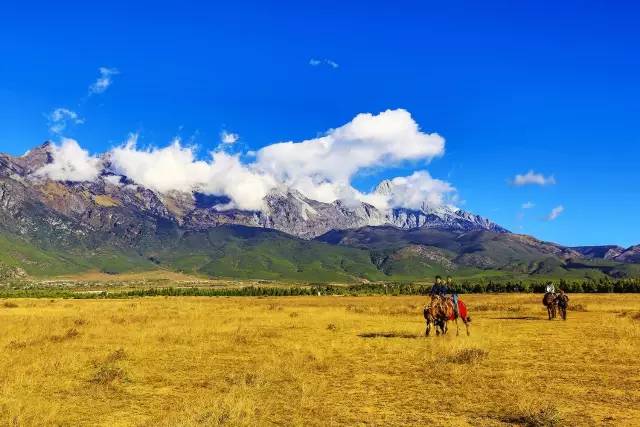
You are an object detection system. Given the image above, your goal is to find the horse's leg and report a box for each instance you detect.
[464,318,470,336]
[425,320,431,336]
[455,317,460,336]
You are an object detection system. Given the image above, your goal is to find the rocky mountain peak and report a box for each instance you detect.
[374,179,393,196]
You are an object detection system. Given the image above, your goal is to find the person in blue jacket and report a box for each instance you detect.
[430,276,445,296]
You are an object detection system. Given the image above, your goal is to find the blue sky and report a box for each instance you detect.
[1,1,638,246]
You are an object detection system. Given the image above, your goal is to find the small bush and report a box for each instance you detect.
[90,366,127,385]
[289,311,299,318]
[110,316,127,325]
[472,303,523,312]
[570,304,587,312]
[345,304,372,314]
[446,348,488,364]
[327,323,337,331]
[505,402,562,426]
[6,340,27,349]
[104,348,127,364]
[2,301,18,308]
[617,311,640,320]
[50,328,80,343]
[224,372,258,387]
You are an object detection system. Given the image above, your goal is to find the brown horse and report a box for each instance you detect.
[542,292,558,320]
[423,296,471,336]
[556,292,569,320]
[423,295,450,336]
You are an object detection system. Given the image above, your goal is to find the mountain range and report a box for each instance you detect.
[1,142,638,282]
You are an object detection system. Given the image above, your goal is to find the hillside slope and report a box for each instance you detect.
[316,227,632,279]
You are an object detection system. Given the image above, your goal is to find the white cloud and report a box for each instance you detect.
[522,201,535,209]
[220,131,239,145]
[309,58,339,68]
[109,134,277,211]
[89,67,119,95]
[34,138,102,182]
[546,205,564,221]
[362,171,455,210]
[103,175,123,186]
[38,109,453,213]
[325,59,339,69]
[512,170,556,186]
[47,108,84,134]
[256,109,445,203]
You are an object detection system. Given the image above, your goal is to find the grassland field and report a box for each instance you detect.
[1,293,639,426]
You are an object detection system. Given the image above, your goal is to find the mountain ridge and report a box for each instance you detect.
[0,143,638,281]
[1,142,508,239]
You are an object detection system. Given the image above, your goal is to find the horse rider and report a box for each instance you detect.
[430,276,445,297]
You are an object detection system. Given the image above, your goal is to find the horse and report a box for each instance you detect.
[556,293,569,320]
[423,296,449,336]
[542,292,558,320]
[424,295,471,336]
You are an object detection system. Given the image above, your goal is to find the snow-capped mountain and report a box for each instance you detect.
[374,179,508,234]
[0,142,508,240]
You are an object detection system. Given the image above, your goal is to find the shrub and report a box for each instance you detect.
[50,328,80,343]
[104,348,127,364]
[505,402,562,426]
[90,366,127,385]
[446,348,488,364]
[570,304,587,312]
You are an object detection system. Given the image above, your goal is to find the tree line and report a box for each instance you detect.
[2,277,640,299]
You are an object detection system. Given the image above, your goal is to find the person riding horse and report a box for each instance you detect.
[446,276,460,318]
[424,275,470,336]
[430,276,448,297]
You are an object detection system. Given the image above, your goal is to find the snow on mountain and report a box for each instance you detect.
[1,143,508,240]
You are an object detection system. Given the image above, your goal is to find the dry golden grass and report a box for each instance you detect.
[1,294,639,426]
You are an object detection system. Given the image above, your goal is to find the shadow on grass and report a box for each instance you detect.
[358,332,422,339]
